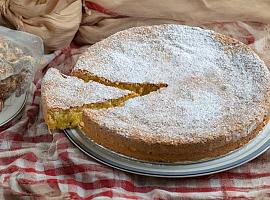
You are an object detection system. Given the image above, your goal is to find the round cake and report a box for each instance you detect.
[72,24,270,162]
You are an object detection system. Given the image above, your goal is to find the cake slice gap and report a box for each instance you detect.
[41,68,138,129]
[72,69,168,95]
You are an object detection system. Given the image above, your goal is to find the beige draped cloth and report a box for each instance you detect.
[76,0,270,45]
[0,0,82,52]
[0,0,270,52]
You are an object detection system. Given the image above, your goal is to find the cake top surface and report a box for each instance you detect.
[73,24,268,85]
[42,68,131,110]
[80,24,270,144]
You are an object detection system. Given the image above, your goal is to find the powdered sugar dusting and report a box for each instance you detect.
[42,68,131,110]
[81,24,270,144]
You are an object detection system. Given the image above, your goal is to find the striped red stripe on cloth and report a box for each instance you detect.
[1,23,270,199]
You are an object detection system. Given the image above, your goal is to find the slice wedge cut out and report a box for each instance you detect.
[72,70,168,95]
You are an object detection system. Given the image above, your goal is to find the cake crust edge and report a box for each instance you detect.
[81,110,270,162]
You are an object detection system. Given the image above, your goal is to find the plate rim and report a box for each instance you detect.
[0,92,27,127]
[64,127,270,178]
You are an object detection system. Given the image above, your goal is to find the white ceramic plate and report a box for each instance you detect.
[64,122,270,178]
[0,92,27,127]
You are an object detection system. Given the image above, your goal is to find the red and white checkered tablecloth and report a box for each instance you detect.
[1,22,270,200]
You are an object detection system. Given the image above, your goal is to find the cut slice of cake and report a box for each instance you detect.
[41,68,138,129]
